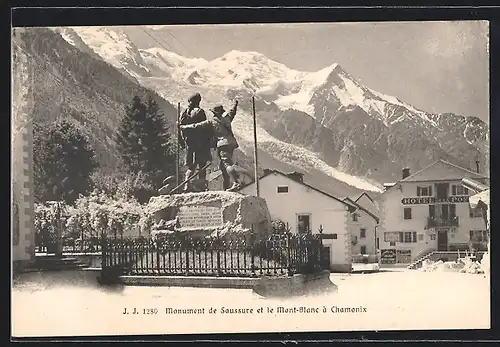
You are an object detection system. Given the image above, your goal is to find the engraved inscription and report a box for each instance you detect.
[177,206,223,229]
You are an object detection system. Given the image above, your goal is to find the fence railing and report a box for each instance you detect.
[35,234,102,254]
[101,232,323,278]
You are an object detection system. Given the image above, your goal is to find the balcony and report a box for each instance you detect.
[426,216,459,228]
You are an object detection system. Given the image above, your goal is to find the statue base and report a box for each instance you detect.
[147,191,272,239]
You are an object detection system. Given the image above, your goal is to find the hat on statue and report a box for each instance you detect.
[188,93,202,103]
[210,105,225,114]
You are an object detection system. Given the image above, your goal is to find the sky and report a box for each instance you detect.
[122,21,489,122]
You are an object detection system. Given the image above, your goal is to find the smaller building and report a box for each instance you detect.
[343,195,380,257]
[238,169,378,272]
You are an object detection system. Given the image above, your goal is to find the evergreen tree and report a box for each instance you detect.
[34,119,99,205]
[143,96,176,185]
[116,96,146,173]
[116,95,176,189]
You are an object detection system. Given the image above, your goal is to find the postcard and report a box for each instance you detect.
[11,18,490,338]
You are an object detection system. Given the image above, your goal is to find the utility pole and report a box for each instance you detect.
[252,97,260,197]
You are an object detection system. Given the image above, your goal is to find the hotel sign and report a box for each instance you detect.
[401,196,469,205]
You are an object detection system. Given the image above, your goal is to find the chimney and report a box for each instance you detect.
[402,168,411,179]
[287,171,304,183]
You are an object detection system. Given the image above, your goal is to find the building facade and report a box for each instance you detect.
[343,196,379,257]
[12,28,36,270]
[377,160,489,265]
[239,170,367,272]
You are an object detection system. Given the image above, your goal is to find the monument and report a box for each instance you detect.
[147,191,273,240]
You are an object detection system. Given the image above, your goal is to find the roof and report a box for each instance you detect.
[237,169,356,211]
[383,160,489,193]
[342,197,380,224]
[354,192,375,204]
[401,159,488,183]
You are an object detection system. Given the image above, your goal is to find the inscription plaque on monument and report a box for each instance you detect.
[177,205,224,229]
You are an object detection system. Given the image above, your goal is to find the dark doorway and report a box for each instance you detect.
[437,228,448,251]
[297,214,311,233]
[320,246,331,270]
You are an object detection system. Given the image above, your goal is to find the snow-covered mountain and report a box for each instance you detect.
[53,26,489,192]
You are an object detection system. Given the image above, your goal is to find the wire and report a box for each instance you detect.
[165,31,196,58]
[140,27,175,53]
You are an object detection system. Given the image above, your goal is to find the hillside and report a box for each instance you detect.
[13,28,179,173]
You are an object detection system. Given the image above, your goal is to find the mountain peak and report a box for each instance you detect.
[219,50,268,61]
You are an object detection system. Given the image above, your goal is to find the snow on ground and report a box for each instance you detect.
[12,269,489,337]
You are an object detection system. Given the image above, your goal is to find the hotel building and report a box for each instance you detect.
[376,160,489,265]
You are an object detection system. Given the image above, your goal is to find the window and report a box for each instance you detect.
[430,234,436,241]
[429,205,436,219]
[297,214,311,233]
[470,230,488,242]
[417,186,433,196]
[360,246,367,254]
[418,233,424,241]
[352,213,358,222]
[452,185,469,196]
[469,206,483,218]
[277,186,289,193]
[384,232,401,243]
[403,231,417,243]
[441,204,456,220]
[403,208,412,220]
[332,233,337,240]
[360,228,366,238]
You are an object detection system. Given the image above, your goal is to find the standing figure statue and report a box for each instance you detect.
[178,93,212,192]
[180,100,242,192]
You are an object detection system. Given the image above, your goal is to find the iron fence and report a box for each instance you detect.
[101,232,323,278]
[35,234,102,254]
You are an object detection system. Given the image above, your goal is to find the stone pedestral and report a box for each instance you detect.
[147,191,272,239]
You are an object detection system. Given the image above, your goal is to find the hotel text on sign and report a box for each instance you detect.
[401,196,469,205]
[177,206,224,229]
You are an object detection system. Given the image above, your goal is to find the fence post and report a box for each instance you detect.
[156,238,161,275]
[184,236,190,275]
[286,232,291,276]
[250,226,256,276]
[216,231,221,276]
[101,232,107,272]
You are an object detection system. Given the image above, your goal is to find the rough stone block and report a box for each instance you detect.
[147,191,272,238]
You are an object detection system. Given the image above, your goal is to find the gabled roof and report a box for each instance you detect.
[354,192,375,204]
[401,159,488,183]
[382,160,489,194]
[342,197,380,224]
[237,169,356,211]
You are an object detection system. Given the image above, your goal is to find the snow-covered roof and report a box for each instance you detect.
[469,189,490,231]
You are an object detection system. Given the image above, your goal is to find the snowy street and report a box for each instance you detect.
[12,269,490,337]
